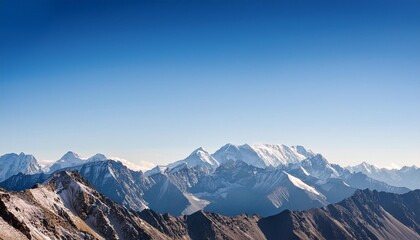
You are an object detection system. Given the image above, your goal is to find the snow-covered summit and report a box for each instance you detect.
[48,151,107,173]
[0,152,42,181]
[145,165,168,177]
[212,143,311,168]
[134,143,316,176]
[347,162,380,174]
[300,154,340,179]
[88,153,108,162]
[250,144,309,166]
[291,145,316,158]
[167,147,219,170]
[60,151,84,162]
[346,163,420,190]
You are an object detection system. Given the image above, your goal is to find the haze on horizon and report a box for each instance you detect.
[1,0,419,169]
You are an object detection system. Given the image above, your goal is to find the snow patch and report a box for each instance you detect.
[300,166,310,176]
[284,172,321,195]
[181,193,210,215]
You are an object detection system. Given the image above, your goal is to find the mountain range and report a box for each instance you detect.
[0,170,419,239]
[0,144,414,218]
[347,161,420,190]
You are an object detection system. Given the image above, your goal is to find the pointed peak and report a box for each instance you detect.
[167,146,219,171]
[168,162,189,173]
[61,151,81,159]
[181,147,210,161]
[353,161,376,168]
[189,209,208,219]
[88,153,107,161]
[351,188,379,200]
[47,170,91,190]
[48,170,77,183]
[310,154,329,163]
[195,147,205,152]
[243,143,254,148]
[189,147,208,156]
[360,161,372,167]
[144,165,167,177]
[291,145,315,158]
[219,143,239,150]
[92,153,106,158]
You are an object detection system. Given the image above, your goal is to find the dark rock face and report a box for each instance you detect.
[0,172,49,191]
[259,189,420,240]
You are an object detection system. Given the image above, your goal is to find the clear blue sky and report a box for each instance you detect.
[1,0,419,168]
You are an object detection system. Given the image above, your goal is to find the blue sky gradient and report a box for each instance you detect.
[1,0,419,167]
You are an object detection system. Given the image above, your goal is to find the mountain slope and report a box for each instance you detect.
[0,172,50,191]
[0,171,167,240]
[69,160,153,211]
[0,160,153,212]
[0,153,42,182]
[189,160,328,216]
[259,189,420,240]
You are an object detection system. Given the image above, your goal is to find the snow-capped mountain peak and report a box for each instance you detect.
[250,144,308,166]
[212,143,264,167]
[360,162,379,173]
[347,161,380,174]
[48,151,107,173]
[346,163,420,190]
[212,143,312,168]
[307,154,329,166]
[187,147,219,166]
[87,153,107,162]
[187,147,207,158]
[0,152,42,181]
[58,151,83,163]
[291,145,315,158]
[299,154,340,179]
[166,147,219,170]
[145,165,168,177]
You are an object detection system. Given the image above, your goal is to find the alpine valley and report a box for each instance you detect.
[0,144,419,240]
